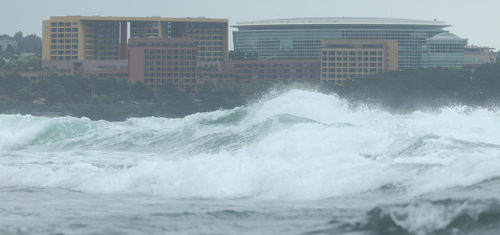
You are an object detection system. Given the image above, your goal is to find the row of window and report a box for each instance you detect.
[130,29,159,34]
[143,55,196,60]
[322,57,385,62]
[87,22,119,27]
[321,68,383,76]
[51,45,78,49]
[322,63,384,68]
[51,50,78,55]
[144,61,195,66]
[87,46,119,50]
[197,74,232,79]
[86,51,120,56]
[87,28,119,33]
[51,34,79,38]
[199,58,223,61]
[144,67,195,72]
[197,52,223,57]
[235,69,316,74]
[198,47,224,51]
[86,40,120,45]
[234,63,320,68]
[51,39,78,44]
[188,30,224,35]
[51,56,79,60]
[86,57,120,60]
[322,51,384,56]
[188,24,224,29]
[51,22,78,27]
[87,34,119,39]
[144,73,195,78]
[145,49,195,54]
[196,41,224,46]
[189,36,224,40]
[51,28,78,32]
[132,43,194,47]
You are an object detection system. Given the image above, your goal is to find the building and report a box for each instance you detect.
[464,46,496,71]
[128,38,198,92]
[228,60,320,82]
[42,16,228,62]
[320,39,398,84]
[232,17,449,69]
[42,59,128,77]
[421,33,467,68]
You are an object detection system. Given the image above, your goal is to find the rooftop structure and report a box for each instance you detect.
[233,17,450,68]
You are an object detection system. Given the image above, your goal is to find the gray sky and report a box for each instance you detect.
[2,0,499,50]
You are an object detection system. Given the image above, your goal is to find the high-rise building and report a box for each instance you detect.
[232,18,449,69]
[320,39,398,84]
[42,16,228,62]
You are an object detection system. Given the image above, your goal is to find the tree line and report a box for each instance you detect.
[321,63,500,113]
[1,62,500,121]
[0,70,275,121]
[0,32,42,72]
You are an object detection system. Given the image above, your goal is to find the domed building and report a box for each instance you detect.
[232,17,451,69]
[421,33,467,68]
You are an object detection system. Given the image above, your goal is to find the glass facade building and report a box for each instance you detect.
[421,33,466,68]
[233,18,450,68]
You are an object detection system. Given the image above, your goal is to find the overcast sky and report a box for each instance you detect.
[2,0,499,50]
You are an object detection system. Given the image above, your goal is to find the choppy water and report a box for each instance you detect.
[2,89,500,235]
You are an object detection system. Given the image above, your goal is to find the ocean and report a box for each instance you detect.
[2,89,500,235]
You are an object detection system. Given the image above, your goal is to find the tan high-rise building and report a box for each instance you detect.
[42,16,228,62]
[320,39,398,84]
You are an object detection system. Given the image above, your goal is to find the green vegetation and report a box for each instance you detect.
[0,72,274,121]
[0,32,42,72]
[321,63,500,113]
[2,63,500,121]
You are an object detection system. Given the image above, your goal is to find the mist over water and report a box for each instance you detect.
[2,89,500,234]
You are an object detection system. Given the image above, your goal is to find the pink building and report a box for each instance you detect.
[128,38,198,92]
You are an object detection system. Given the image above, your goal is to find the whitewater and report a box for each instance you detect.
[2,89,500,235]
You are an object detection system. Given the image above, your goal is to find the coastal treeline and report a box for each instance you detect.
[0,71,274,121]
[322,63,500,112]
[1,63,500,121]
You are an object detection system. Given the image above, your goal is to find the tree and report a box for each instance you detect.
[84,73,98,96]
[14,31,23,42]
[131,81,154,101]
[5,44,15,58]
[157,82,190,104]
[40,67,58,80]
[112,75,124,102]
[0,58,6,70]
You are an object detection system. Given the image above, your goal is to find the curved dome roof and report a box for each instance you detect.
[233,17,451,28]
[428,33,462,40]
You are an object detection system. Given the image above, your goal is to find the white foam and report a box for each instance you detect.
[2,90,500,200]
